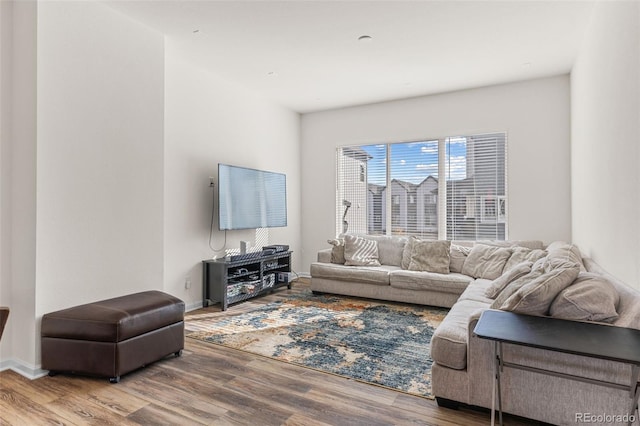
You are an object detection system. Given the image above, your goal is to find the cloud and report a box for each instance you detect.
[406,140,438,147]
[448,137,466,145]
[420,145,438,154]
[416,164,438,175]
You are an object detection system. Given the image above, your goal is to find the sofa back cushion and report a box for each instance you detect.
[477,240,545,250]
[449,244,472,273]
[504,247,547,272]
[363,235,406,266]
[408,239,451,274]
[461,244,512,280]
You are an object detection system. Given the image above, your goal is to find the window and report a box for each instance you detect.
[336,133,507,240]
[481,196,507,223]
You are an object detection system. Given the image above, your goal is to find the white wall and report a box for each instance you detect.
[301,76,572,270]
[0,0,38,373]
[571,1,640,290]
[0,0,12,362]
[164,46,301,309]
[34,1,165,361]
[1,0,301,374]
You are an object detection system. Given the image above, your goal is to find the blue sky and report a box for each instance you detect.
[363,139,467,186]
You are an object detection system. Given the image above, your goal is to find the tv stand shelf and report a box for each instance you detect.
[202,251,292,311]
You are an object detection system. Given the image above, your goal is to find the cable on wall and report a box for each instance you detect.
[208,180,227,253]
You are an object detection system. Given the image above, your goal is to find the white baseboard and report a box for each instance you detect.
[185,300,204,312]
[0,358,48,380]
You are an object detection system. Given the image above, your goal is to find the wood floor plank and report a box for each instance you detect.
[122,375,228,423]
[225,374,395,426]
[0,387,71,426]
[44,393,139,426]
[126,403,207,425]
[282,413,334,426]
[86,386,150,418]
[0,279,539,426]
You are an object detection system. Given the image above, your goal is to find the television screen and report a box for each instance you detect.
[218,164,287,230]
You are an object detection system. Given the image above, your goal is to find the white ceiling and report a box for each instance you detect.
[106,1,595,113]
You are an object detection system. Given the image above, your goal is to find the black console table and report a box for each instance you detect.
[474,310,640,426]
[202,251,292,310]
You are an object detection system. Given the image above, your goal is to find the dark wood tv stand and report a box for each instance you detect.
[202,251,292,310]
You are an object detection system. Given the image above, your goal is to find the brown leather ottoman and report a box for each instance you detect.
[41,290,184,383]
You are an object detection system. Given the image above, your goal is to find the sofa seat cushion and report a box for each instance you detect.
[309,262,397,285]
[458,279,495,304]
[430,299,488,370]
[389,271,472,294]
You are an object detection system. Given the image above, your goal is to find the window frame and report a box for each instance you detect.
[336,132,508,240]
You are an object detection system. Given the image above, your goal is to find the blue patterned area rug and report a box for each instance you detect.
[186,291,448,398]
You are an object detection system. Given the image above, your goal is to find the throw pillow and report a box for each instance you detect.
[490,267,545,309]
[499,260,580,315]
[485,261,534,299]
[408,240,451,274]
[449,244,472,273]
[401,236,417,270]
[461,244,513,280]
[546,241,586,271]
[503,247,547,272]
[343,235,381,267]
[549,272,620,323]
[327,238,345,264]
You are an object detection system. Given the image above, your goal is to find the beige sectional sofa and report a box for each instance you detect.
[310,234,640,426]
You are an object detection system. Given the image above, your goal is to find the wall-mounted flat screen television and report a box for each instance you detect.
[218,163,287,231]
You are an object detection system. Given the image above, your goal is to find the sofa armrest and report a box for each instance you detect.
[466,309,498,408]
[466,308,633,412]
[317,248,332,263]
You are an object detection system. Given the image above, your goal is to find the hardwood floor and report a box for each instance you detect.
[0,281,539,425]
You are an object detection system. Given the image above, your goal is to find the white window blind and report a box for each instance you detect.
[336,133,507,240]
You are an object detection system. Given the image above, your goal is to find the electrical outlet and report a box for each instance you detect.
[185,276,191,289]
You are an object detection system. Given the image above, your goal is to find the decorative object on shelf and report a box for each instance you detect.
[186,290,448,398]
[263,273,276,289]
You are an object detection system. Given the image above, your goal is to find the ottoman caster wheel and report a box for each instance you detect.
[175,350,183,357]
[47,371,58,377]
[109,376,120,384]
